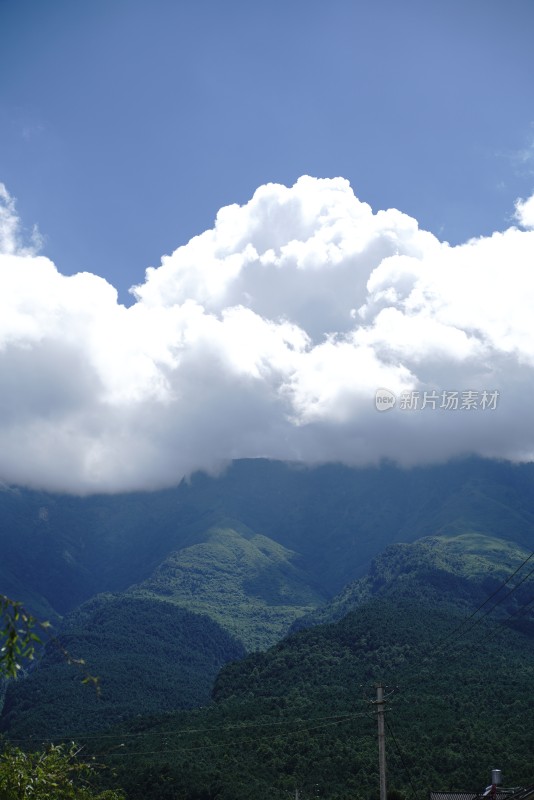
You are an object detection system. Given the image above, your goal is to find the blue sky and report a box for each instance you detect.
[1,0,533,302]
[2,0,534,493]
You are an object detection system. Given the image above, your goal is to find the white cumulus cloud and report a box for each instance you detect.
[515,194,534,229]
[1,177,534,493]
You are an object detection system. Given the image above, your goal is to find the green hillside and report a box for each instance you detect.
[92,530,534,799]
[85,595,534,800]
[2,457,534,787]
[296,532,534,628]
[0,524,323,737]
[4,530,530,800]
[127,523,326,650]
[3,458,534,623]
[0,596,245,739]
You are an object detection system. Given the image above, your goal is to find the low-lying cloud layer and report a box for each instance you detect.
[1,176,534,493]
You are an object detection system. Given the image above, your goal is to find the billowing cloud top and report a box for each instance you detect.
[1,176,534,493]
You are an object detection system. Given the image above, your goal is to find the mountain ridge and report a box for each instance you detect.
[293,531,534,629]
[2,456,534,766]
[3,457,534,623]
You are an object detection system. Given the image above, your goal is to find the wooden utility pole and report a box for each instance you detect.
[376,683,387,800]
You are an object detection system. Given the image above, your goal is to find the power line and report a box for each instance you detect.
[420,549,534,661]
[84,716,375,759]
[433,561,534,655]
[484,593,534,644]
[6,710,373,746]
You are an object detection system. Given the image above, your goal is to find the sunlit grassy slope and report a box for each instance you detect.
[127,523,326,650]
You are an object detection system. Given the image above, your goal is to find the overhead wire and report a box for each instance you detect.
[5,709,373,746]
[429,560,534,658]
[412,549,534,666]
[427,549,534,655]
[483,593,534,644]
[83,713,375,759]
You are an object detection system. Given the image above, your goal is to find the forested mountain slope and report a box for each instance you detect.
[0,523,324,736]
[294,531,534,628]
[2,457,534,764]
[92,594,534,800]
[2,457,534,621]
[0,596,245,738]
[3,527,534,800]
[126,523,326,650]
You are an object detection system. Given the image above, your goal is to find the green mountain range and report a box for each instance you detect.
[88,537,534,800]
[0,522,324,738]
[3,457,534,620]
[1,457,534,799]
